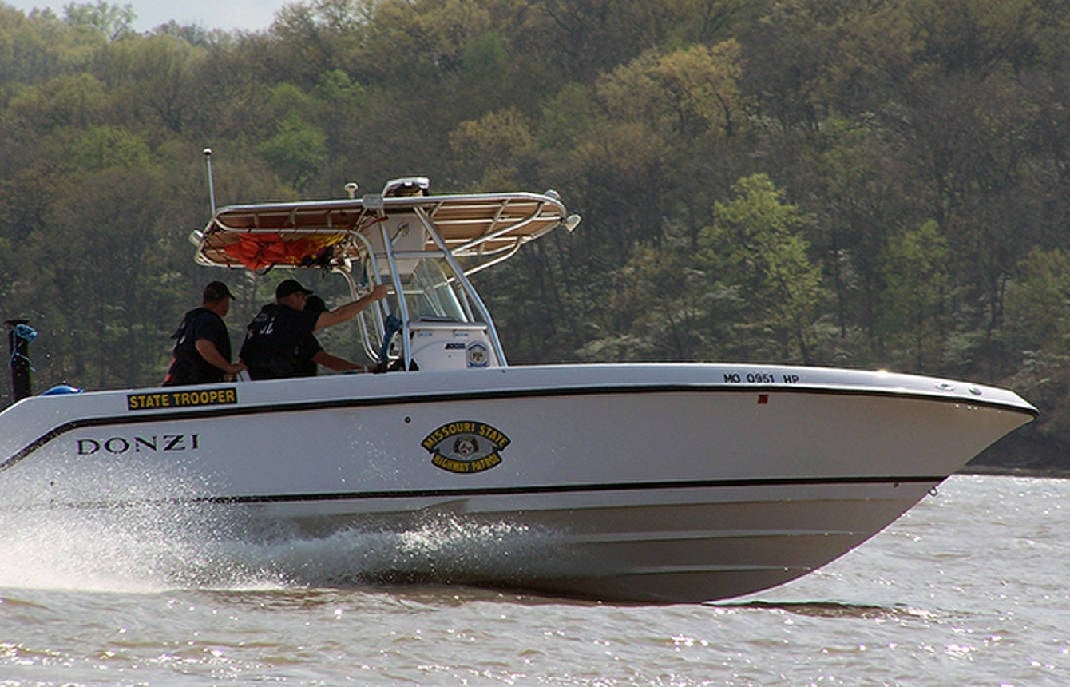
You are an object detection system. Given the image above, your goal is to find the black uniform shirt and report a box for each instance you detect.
[240,303,320,379]
[163,307,231,386]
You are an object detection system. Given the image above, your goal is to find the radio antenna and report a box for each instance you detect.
[203,147,217,215]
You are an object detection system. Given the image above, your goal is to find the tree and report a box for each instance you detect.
[1002,247,1070,439]
[63,1,136,41]
[255,83,328,191]
[100,34,205,134]
[877,219,950,371]
[801,115,909,359]
[64,125,152,170]
[449,107,535,189]
[573,230,710,363]
[1004,247,1070,356]
[6,73,108,131]
[699,173,825,362]
[270,0,371,81]
[597,41,743,142]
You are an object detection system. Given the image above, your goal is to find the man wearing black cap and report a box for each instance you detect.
[240,278,387,380]
[163,281,247,386]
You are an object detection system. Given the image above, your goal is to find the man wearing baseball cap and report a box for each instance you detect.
[163,280,247,386]
[240,278,387,380]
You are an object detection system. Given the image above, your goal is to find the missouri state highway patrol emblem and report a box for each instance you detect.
[422,421,510,474]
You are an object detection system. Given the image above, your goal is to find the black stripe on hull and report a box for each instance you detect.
[59,475,939,510]
[179,475,941,509]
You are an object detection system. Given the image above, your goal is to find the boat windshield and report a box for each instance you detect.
[354,247,481,362]
[400,259,471,322]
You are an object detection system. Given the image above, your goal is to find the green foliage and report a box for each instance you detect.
[700,174,825,362]
[450,108,534,188]
[583,174,826,364]
[877,219,950,371]
[254,83,328,190]
[101,34,205,133]
[63,1,136,41]
[598,40,743,140]
[586,239,713,362]
[65,125,152,170]
[461,30,507,80]
[7,73,108,130]
[257,115,327,191]
[1004,247,1070,355]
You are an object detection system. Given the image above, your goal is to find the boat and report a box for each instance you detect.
[0,173,1037,603]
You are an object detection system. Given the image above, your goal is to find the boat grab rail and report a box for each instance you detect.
[415,207,508,366]
[350,231,389,362]
[379,221,414,368]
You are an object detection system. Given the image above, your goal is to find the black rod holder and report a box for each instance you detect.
[4,319,35,402]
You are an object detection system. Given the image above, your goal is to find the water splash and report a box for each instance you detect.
[0,496,265,593]
[0,490,568,595]
[242,513,568,589]
[0,441,575,595]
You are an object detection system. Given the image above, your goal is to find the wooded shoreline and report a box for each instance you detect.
[967,432,1070,477]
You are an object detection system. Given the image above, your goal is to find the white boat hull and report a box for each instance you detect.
[0,363,1035,602]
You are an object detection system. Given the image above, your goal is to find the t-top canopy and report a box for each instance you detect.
[191,188,577,273]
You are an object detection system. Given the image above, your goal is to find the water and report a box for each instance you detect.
[0,474,1066,685]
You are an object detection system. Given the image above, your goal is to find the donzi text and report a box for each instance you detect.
[76,434,200,455]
